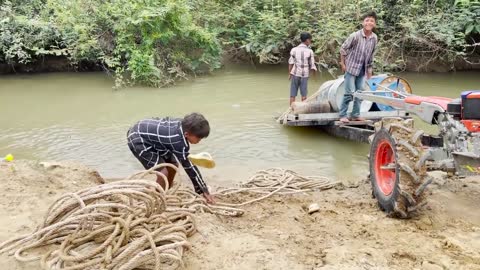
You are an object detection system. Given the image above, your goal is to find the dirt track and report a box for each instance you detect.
[0,161,479,270]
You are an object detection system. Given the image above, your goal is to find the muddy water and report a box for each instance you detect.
[0,65,478,185]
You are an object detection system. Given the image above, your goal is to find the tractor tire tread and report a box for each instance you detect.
[398,140,419,157]
[370,118,430,219]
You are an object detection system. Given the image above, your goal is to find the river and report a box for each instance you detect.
[0,65,478,185]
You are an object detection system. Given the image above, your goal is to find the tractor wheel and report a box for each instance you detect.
[369,118,432,218]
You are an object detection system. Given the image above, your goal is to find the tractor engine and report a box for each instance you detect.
[447,91,480,131]
[460,91,480,133]
[443,91,480,174]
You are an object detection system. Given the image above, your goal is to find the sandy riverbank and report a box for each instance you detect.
[0,160,479,270]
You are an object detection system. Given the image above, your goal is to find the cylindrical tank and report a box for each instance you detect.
[316,76,372,112]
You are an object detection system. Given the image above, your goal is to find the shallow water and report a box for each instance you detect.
[0,65,478,185]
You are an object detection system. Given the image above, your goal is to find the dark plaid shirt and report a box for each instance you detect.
[340,29,378,76]
[127,117,208,194]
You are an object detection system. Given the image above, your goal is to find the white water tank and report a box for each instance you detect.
[316,76,373,113]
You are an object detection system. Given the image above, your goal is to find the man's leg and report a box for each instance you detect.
[156,165,176,190]
[127,141,176,191]
[300,77,308,102]
[156,167,168,189]
[290,97,295,105]
[351,74,366,120]
[339,72,355,122]
[290,76,300,106]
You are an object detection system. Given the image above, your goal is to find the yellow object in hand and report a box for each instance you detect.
[188,152,215,169]
[4,154,14,162]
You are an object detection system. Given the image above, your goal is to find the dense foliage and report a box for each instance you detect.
[0,0,221,87]
[1,0,479,87]
[193,0,480,72]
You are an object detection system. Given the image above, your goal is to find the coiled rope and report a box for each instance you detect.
[0,164,337,269]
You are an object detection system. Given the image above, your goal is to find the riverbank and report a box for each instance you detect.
[0,160,479,269]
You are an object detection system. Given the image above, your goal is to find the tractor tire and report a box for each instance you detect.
[369,118,432,218]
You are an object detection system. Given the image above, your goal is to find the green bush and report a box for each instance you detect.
[0,0,222,87]
[1,0,479,87]
[194,0,479,72]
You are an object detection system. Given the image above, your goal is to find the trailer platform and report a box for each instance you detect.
[279,110,410,143]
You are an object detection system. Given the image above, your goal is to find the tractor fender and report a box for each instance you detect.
[405,102,445,124]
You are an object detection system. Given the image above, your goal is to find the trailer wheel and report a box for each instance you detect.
[369,118,431,218]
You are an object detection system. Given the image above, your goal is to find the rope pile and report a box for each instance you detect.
[0,165,337,269]
[214,168,338,206]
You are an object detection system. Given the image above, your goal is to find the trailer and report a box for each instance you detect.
[279,110,410,143]
[278,74,412,143]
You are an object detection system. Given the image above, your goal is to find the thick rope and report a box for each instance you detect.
[213,168,338,206]
[0,164,337,269]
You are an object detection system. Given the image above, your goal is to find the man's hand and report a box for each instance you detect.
[288,74,292,80]
[341,63,346,73]
[367,69,373,80]
[203,193,215,204]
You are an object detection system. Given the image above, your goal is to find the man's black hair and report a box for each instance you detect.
[362,11,377,21]
[182,113,210,138]
[300,32,312,43]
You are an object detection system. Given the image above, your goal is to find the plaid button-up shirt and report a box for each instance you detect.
[288,44,317,78]
[340,29,377,76]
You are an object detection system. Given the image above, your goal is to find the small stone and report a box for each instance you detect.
[40,161,62,170]
[308,203,320,214]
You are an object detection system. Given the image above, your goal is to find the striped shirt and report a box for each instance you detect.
[288,44,317,78]
[340,29,378,76]
[127,117,208,194]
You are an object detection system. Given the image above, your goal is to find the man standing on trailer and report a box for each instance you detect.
[339,11,378,123]
[288,32,317,106]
